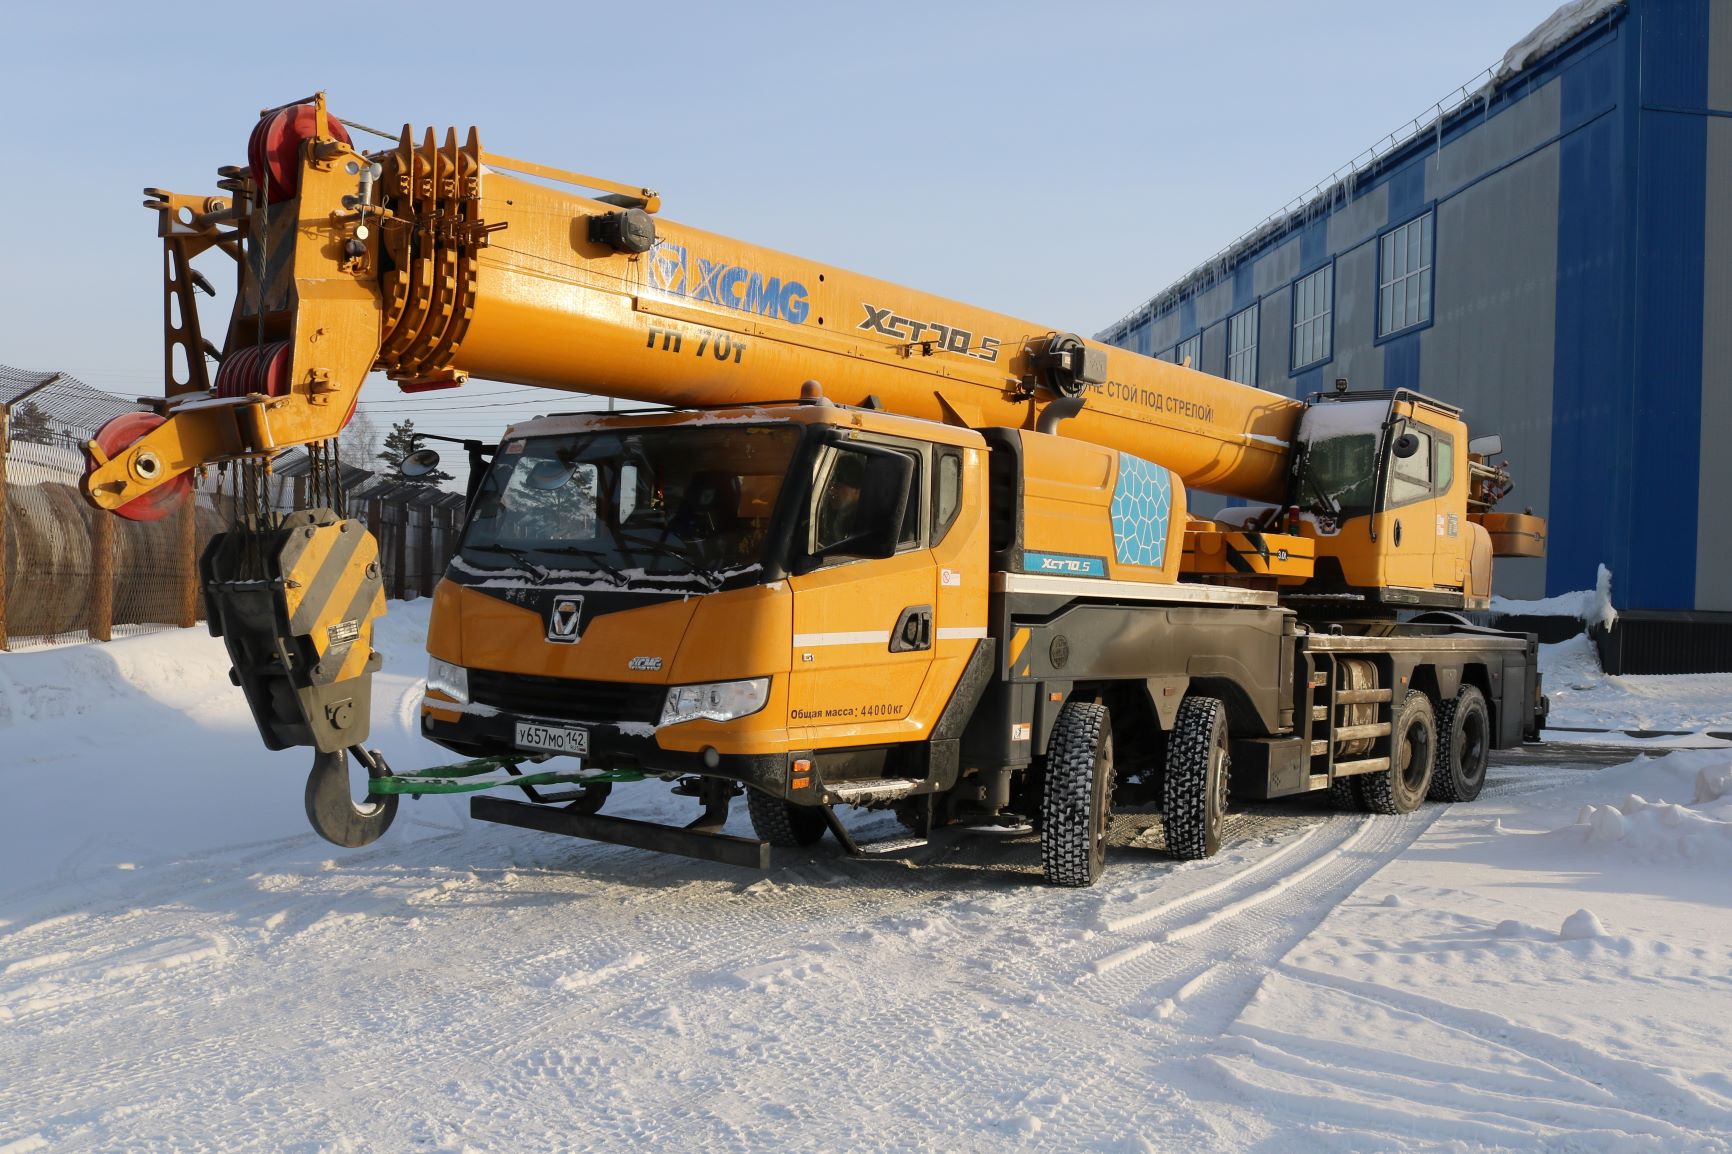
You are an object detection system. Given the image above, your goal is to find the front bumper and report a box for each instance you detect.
[421,706,794,796]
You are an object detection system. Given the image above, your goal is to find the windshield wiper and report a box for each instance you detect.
[535,545,630,586]
[613,527,728,589]
[466,542,548,580]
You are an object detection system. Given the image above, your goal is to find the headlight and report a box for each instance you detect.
[426,657,469,704]
[659,678,769,727]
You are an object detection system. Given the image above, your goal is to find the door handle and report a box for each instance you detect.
[889,605,933,652]
[1394,519,1403,547]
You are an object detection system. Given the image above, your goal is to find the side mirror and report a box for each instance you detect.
[400,447,442,478]
[1468,434,1503,457]
[1392,432,1421,459]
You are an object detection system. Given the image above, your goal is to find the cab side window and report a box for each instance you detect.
[1386,425,1434,507]
[804,442,923,567]
[932,448,963,546]
[1432,435,1454,496]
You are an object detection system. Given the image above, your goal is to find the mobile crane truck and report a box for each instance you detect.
[81,95,1547,885]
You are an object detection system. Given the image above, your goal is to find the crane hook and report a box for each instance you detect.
[305,747,399,847]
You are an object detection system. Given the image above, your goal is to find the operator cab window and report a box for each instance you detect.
[1386,424,1434,507]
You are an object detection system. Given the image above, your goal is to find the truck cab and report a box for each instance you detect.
[419,401,989,806]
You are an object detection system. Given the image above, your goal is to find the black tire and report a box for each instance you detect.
[1429,685,1490,802]
[1360,690,1436,815]
[1040,701,1116,887]
[1162,695,1231,860]
[746,789,827,847]
[1327,774,1363,811]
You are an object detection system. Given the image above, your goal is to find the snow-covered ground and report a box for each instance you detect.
[2,610,1730,1152]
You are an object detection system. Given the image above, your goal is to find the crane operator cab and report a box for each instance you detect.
[1205,386,1545,614]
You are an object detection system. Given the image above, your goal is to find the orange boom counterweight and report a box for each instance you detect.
[84,96,1545,884]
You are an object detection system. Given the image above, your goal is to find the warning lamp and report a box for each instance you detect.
[799,379,829,405]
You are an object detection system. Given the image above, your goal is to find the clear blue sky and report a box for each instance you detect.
[1,0,1561,480]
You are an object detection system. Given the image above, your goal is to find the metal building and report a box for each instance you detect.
[1100,0,1729,616]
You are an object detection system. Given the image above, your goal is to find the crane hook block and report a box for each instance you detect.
[201,509,386,754]
[1037,333,1108,398]
[589,208,657,254]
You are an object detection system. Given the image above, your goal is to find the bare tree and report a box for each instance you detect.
[340,405,382,472]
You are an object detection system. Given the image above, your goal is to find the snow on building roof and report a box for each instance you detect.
[1099,0,1626,342]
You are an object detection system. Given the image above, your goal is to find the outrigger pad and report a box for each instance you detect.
[202,508,386,754]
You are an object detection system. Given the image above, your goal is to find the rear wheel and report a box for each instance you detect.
[1429,685,1490,802]
[746,789,827,847]
[1162,696,1231,859]
[1327,774,1363,811]
[1360,690,1435,815]
[1040,702,1116,887]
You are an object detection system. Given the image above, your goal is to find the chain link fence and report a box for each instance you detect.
[0,437,465,651]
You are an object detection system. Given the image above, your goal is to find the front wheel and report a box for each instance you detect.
[746,789,827,847]
[1361,690,1436,814]
[1162,696,1231,859]
[1040,702,1116,887]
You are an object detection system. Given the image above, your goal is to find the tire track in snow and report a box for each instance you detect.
[1203,962,1732,1151]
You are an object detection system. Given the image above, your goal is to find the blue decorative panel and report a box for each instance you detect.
[1111,453,1173,568]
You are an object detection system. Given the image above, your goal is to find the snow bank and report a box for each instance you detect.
[1540,632,1732,734]
[0,601,451,899]
[1490,563,1617,629]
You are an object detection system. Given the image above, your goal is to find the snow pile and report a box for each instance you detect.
[1560,756,1732,864]
[1490,563,1617,630]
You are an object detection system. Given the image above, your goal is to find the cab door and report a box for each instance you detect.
[1377,419,1439,590]
[787,434,936,747]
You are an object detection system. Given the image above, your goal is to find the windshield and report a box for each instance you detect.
[460,424,802,588]
[1294,401,1387,518]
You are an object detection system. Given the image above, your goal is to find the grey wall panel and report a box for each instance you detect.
[1325,244,1382,392]
[1149,311,1181,352]
[1712,0,1732,112]
[1430,79,1562,201]
[1327,183,1388,254]
[1697,119,1732,609]
[1258,285,1293,394]
[1255,237,1301,296]
[1201,321,1227,378]
[1197,279,1238,330]
[1421,143,1561,600]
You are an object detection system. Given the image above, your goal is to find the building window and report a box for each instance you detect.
[1226,304,1258,385]
[1379,212,1433,338]
[1175,334,1201,369]
[1291,265,1333,370]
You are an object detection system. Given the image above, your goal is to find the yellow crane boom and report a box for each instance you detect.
[82,93,1299,519]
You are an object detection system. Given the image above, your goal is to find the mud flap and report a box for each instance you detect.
[305,747,399,847]
[202,508,386,754]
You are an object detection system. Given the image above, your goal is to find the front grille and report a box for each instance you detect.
[467,669,665,725]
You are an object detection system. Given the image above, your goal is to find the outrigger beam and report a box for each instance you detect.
[470,796,772,871]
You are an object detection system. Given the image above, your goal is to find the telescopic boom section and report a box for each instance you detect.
[82,95,1303,517]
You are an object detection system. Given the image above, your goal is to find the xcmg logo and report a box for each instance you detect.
[646,242,811,325]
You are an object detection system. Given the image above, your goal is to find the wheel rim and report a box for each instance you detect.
[1400,720,1432,793]
[1091,744,1111,860]
[1460,709,1487,782]
[1207,736,1229,841]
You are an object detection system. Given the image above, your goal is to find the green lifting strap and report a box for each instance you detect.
[368,755,647,796]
